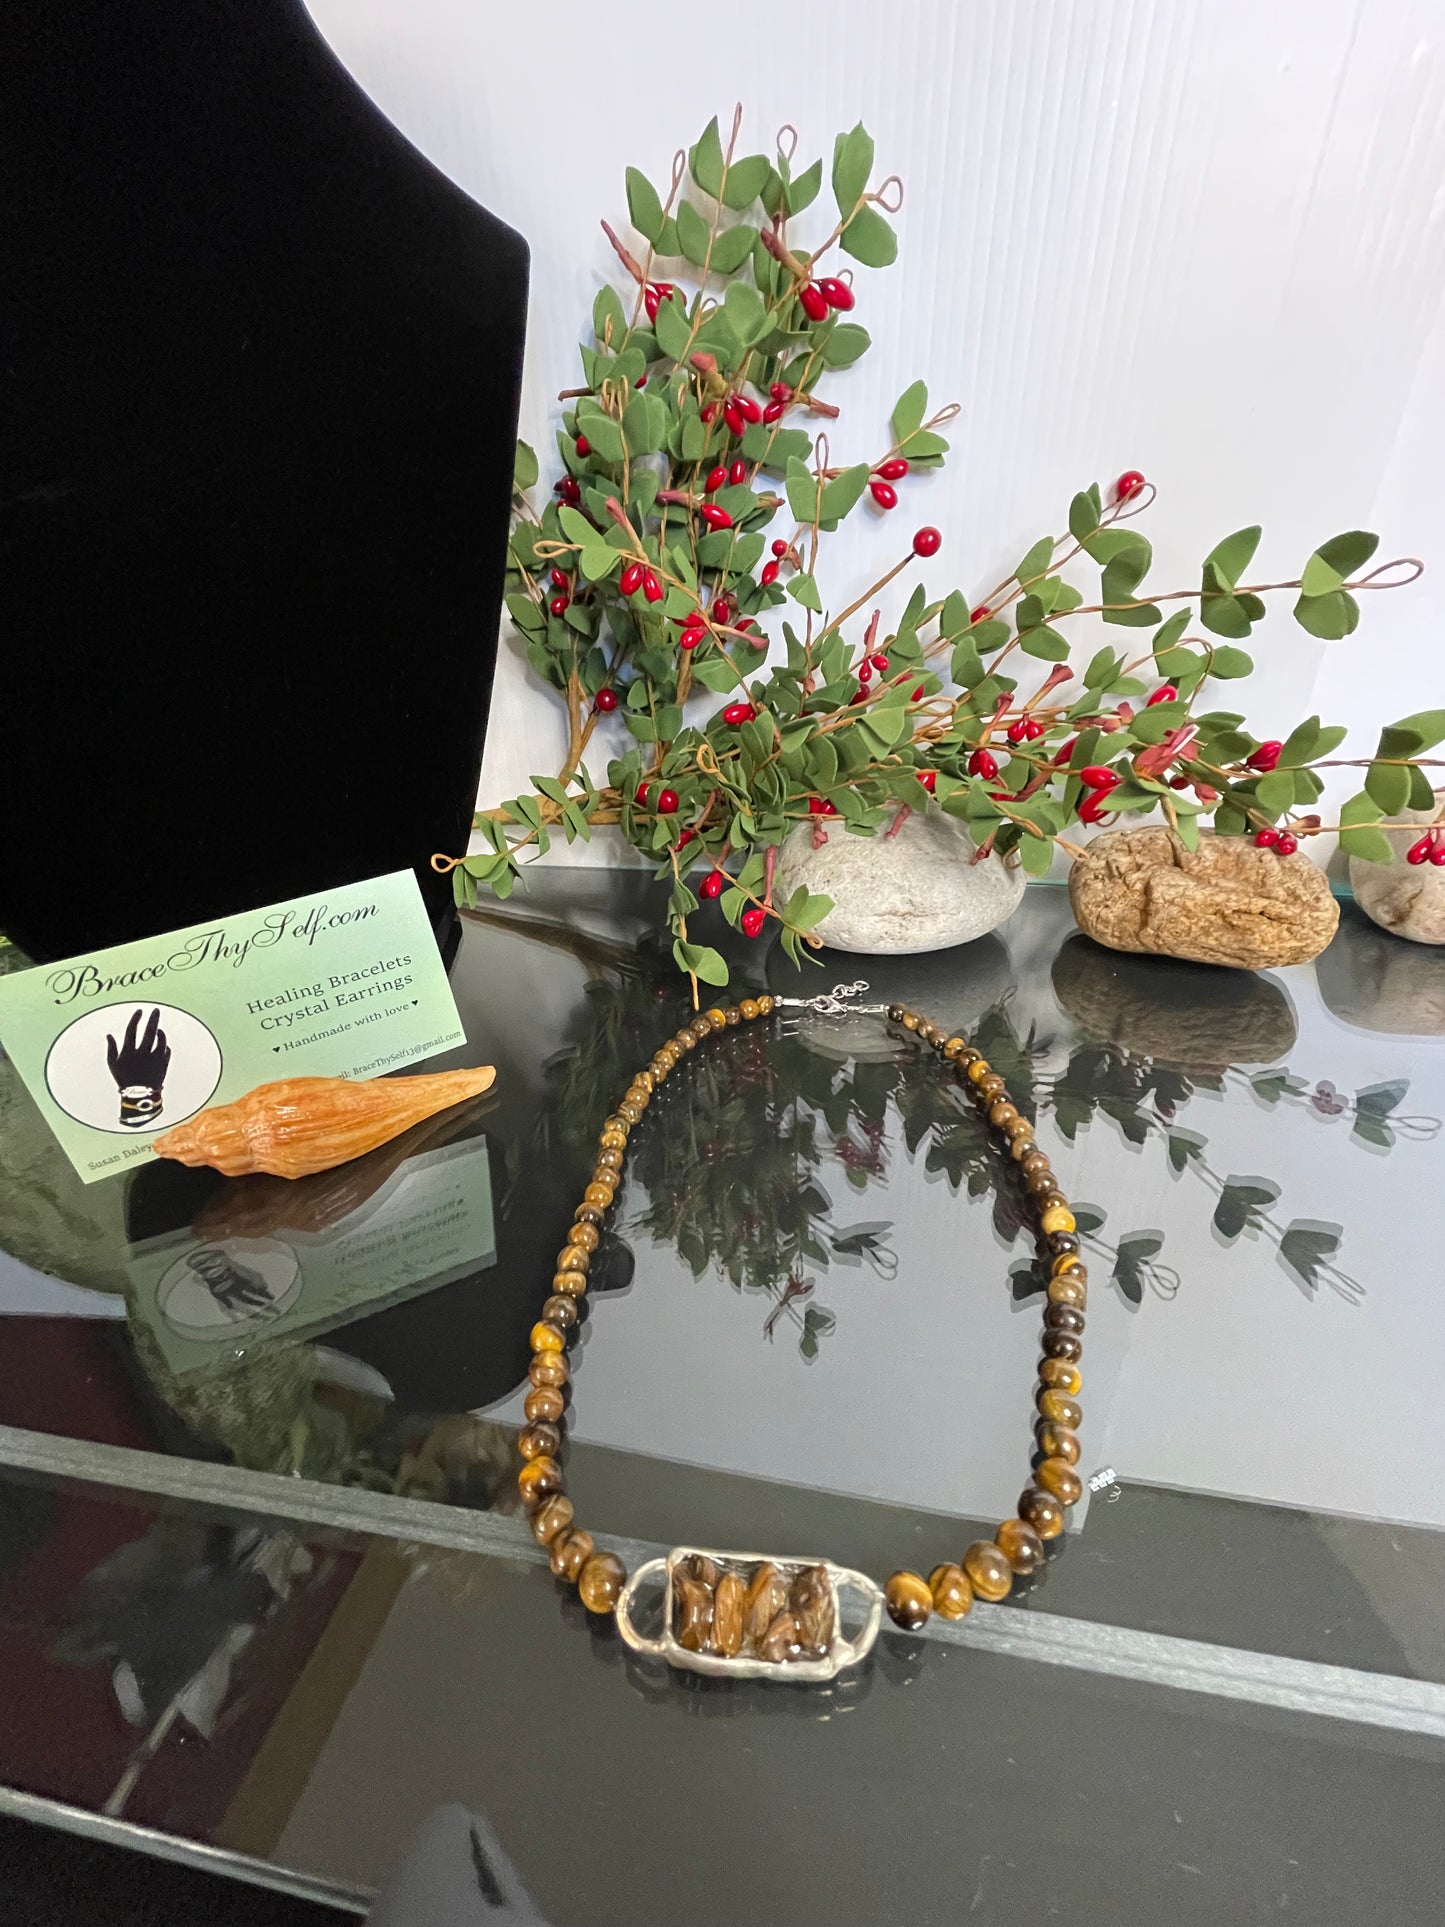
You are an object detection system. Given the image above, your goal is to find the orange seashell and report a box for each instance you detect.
[152,1068,495,1179]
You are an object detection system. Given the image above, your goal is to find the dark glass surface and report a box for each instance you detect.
[3,876,1444,1691]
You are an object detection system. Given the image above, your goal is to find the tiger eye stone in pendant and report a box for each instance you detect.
[674,1574,715,1652]
[760,1609,804,1661]
[884,1570,933,1630]
[789,1565,835,1649]
[713,1571,745,1658]
[743,1562,788,1649]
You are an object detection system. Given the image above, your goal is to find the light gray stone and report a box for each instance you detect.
[1349,798,1445,946]
[772,808,1025,955]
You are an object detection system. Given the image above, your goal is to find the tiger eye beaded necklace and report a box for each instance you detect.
[514,980,1088,1681]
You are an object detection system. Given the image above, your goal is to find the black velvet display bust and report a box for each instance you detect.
[1,0,528,961]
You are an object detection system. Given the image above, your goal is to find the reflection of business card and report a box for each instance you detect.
[127,1133,496,1376]
[0,871,466,1183]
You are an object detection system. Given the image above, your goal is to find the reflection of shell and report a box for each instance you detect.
[153,1069,495,1179]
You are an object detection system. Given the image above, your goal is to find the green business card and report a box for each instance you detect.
[0,870,467,1183]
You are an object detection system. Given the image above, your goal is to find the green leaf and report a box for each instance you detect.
[722,154,771,209]
[1150,609,1190,657]
[625,168,665,242]
[785,157,823,214]
[1018,831,1054,877]
[1203,526,1261,589]
[1300,551,1344,597]
[1017,535,1055,584]
[576,403,624,463]
[1020,625,1070,661]
[788,573,823,613]
[892,380,928,442]
[821,322,871,368]
[819,463,870,523]
[1409,764,1437,810]
[1315,529,1379,581]
[710,223,758,273]
[676,198,711,266]
[723,280,767,343]
[1085,528,1151,572]
[1200,593,1253,639]
[653,290,693,360]
[1208,644,1254,678]
[513,439,538,492]
[786,456,819,524]
[1068,489,1100,543]
[1278,716,1322,766]
[1340,824,1394,862]
[1254,770,1295,817]
[673,939,730,986]
[1365,759,1411,815]
[1380,708,1445,754]
[1340,791,1383,827]
[840,204,897,267]
[831,123,874,214]
[690,118,725,196]
[1293,589,1359,640]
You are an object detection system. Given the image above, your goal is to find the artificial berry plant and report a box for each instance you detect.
[435,109,1434,1000]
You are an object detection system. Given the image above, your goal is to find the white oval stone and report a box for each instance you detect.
[1350,803,1445,946]
[773,809,1025,955]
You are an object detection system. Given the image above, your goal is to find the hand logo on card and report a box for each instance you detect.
[105,1006,173,1127]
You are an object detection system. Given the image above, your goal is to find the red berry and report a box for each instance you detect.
[799,282,829,322]
[762,399,786,422]
[968,749,999,779]
[1115,470,1146,501]
[657,788,679,814]
[556,477,581,504]
[575,434,591,458]
[869,479,898,509]
[729,458,746,485]
[705,464,727,492]
[1247,740,1283,772]
[549,593,569,616]
[1168,775,1190,789]
[1079,765,1119,789]
[1255,828,1280,848]
[970,605,990,624]
[808,796,838,816]
[676,827,696,848]
[770,382,793,403]
[1025,718,1044,740]
[711,595,733,622]
[735,615,759,635]
[918,769,937,792]
[642,569,663,604]
[594,687,618,712]
[771,539,789,558]
[877,457,909,481]
[1407,832,1435,865]
[735,394,763,424]
[722,701,756,725]
[701,869,726,899]
[1430,840,1445,867]
[700,401,719,423]
[858,661,873,684]
[871,654,890,672]
[912,684,926,701]
[1007,719,1027,744]
[635,783,650,806]
[1147,685,1179,707]
[1275,832,1298,856]
[1054,736,1078,763]
[637,376,648,387]
[740,906,767,938]
[699,504,734,530]
[761,560,779,585]
[850,690,867,705]
[912,526,942,557]
[679,627,704,651]
[724,400,744,435]
[818,277,855,311]
[550,566,570,588]
[1077,795,1108,824]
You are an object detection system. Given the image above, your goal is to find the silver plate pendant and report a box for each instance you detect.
[615,1546,884,1682]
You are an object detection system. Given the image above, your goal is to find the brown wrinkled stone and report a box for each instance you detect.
[1069,829,1338,970]
[788,1565,835,1651]
[759,1609,803,1663]
[712,1571,745,1658]
[673,1573,714,1653]
[742,1562,788,1651]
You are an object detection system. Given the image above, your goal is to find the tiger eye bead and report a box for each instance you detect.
[550,1527,594,1582]
[596,1146,623,1172]
[942,1036,966,1059]
[989,1100,1020,1131]
[1047,1231,1080,1256]
[1045,1303,1085,1335]
[977,1072,1006,1100]
[632,1068,656,1093]
[927,1562,974,1620]
[1037,1389,1082,1429]
[553,1271,588,1298]
[966,1058,991,1084]
[725,1006,741,1025]
[524,1386,565,1424]
[1048,1272,1087,1308]
[517,1455,563,1507]
[1037,1457,1083,1505]
[1051,1251,1085,1277]
[887,1003,905,1021]
[573,1203,603,1227]
[518,1421,561,1460]
[578,1551,627,1615]
[1020,1151,1051,1180]
[740,997,761,1020]
[1038,1357,1081,1394]
[1009,1135,1036,1162]
[584,1182,614,1209]
[617,1099,643,1125]
[901,1012,921,1032]
[674,1029,696,1052]
[1041,1331,1082,1362]
[1028,1169,1060,1198]
[600,1124,627,1150]
[996,1518,1045,1576]
[529,1351,569,1390]
[570,1222,600,1252]
[1040,1205,1076,1235]
[757,995,775,1015]
[542,1294,578,1330]
[704,1007,727,1027]
[557,1244,591,1274]
[956,1045,982,1066]
[531,1494,574,1546]
[530,1321,565,1354]
[1036,1422,1081,1464]
[962,1541,1013,1602]
[1019,1486,1066,1539]
[917,1020,940,1045]
[884,1570,933,1629]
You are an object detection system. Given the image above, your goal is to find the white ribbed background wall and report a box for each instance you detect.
[308,0,1445,855]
